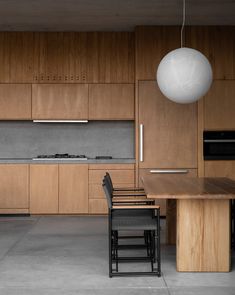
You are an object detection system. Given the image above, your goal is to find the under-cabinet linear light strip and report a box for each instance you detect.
[33,120,88,123]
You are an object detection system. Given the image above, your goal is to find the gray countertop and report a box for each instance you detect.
[0,158,135,164]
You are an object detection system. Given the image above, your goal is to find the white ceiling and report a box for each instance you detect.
[0,0,234,31]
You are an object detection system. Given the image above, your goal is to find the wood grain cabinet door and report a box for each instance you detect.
[32,84,88,119]
[0,164,29,209]
[30,165,59,214]
[89,84,134,120]
[0,84,31,119]
[204,81,235,130]
[138,81,197,168]
[59,164,88,214]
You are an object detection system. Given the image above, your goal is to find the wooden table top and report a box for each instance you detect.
[141,176,235,199]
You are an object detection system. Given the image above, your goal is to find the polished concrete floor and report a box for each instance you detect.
[0,216,234,295]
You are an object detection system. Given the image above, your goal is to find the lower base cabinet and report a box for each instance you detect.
[59,164,88,214]
[0,164,29,213]
[30,164,89,214]
[30,165,59,214]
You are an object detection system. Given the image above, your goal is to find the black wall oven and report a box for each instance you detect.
[203,131,235,160]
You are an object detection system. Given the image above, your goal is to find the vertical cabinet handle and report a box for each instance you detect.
[140,124,144,162]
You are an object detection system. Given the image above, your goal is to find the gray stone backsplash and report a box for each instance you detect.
[0,121,134,159]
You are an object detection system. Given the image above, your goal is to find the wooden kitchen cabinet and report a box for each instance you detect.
[30,165,58,214]
[205,161,235,179]
[204,81,235,130]
[88,164,135,214]
[0,84,31,119]
[59,164,88,214]
[32,84,88,119]
[138,81,197,168]
[0,164,29,212]
[88,84,134,120]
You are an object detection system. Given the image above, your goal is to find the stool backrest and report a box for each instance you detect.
[103,175,113,196]
[105,172,114,191]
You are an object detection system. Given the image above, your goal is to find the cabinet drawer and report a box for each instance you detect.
[89,164,135,170]
[89,183,135,199]
[89,169,135,184]
[89,199,108,214]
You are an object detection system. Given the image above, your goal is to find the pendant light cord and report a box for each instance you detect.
[180,0,186,47]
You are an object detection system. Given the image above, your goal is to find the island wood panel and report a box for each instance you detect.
[135,26,180,80]
[0,84,32,119]
[204,81,235,130]
[142,175,235,271]
[32,84,88,119]
[205,161,235,179]
[30,165,58,214]
[0,164,29,209]
[138,81,197,168]
[88,84,135,120]
[177,199,230,272]
[59,164,88,214]
[139,168,197,241]
[186,26,235,80]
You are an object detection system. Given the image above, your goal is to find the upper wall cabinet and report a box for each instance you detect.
[204,81,235,130]
[135,26,180,80]
[138,81,197,168]
[0,84,32,120]
[89,84,134,120]
[186,26,235,80]
[32,84,88,119]
[0,32,134,83]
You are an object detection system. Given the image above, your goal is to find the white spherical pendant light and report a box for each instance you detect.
[156,47,213,104]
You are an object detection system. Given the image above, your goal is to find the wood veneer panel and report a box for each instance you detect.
[30,165,58,214]
[87,32,134,83]
[59,164,88,214]
[186,26,235,80]
[0,32,10,82]
[89,84,134,120]
[204,81,235,130]
[135,26,180,80]
[89,170,135,185]
[0,84,32,119]
[138,81,197,168]
[177,199,230,272]
[89,199,108,214]
[205,161,235,180]
[9,32,37,83]
[32,84,88,119]
[0,164,29,209]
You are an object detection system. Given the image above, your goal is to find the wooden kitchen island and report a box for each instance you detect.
[141,176,235,272]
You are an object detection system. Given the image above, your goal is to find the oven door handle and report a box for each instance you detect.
[204,139,235,143]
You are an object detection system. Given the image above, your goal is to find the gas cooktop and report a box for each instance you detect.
[33,153,87,160]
